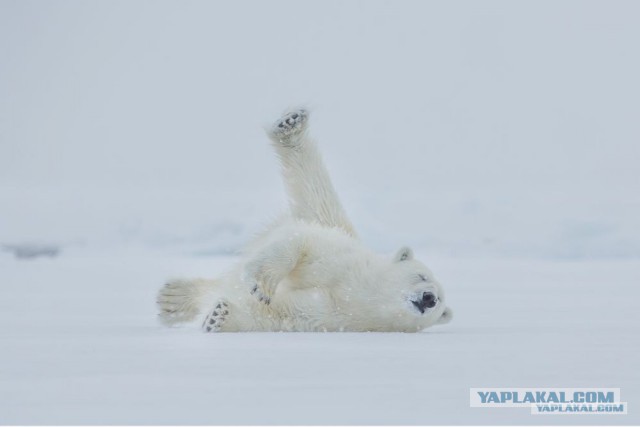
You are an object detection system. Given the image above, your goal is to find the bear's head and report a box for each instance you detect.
[377,246,452,331]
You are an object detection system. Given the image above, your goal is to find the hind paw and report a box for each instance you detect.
[202,300,229,333]
[157,279,203,326]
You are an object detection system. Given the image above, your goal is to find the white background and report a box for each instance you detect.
[1,1,639,424]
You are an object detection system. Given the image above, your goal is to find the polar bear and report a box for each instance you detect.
[157,109,453,332]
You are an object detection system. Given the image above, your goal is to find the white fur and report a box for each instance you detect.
[157,108,453,332]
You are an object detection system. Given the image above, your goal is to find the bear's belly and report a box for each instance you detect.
[271,286,348,332]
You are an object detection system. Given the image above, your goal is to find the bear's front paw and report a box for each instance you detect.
[242,263,277,305]
[202,300,229,333]
[249,281,272,305]
[269,109,308,144]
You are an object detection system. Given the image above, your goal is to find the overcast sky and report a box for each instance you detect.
[1,0,639,257]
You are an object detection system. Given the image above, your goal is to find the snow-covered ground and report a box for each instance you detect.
[2,1,640,425]
[1,250,638,425]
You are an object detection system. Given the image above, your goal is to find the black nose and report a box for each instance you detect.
[422,292,437,308]
[411,292,438,313]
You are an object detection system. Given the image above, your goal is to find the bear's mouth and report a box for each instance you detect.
[411,300,427,314]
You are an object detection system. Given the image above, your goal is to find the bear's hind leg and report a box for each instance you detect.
[157,278,212,326]
[202,300,230,332]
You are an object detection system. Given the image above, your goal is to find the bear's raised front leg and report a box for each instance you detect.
[267,109,357,237]
[242,232,306,304]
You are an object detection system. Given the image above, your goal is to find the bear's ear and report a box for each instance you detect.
[393,246,414,262]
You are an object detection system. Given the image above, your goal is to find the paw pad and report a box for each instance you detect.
[202,301,229,333]
[270,109,308,142]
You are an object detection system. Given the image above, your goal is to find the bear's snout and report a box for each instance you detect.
[411,291,438,314]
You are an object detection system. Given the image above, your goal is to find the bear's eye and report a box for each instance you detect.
[418,274,427,282]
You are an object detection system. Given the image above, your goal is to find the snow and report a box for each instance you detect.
[1,1,640,424]
[1,251,638,424]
